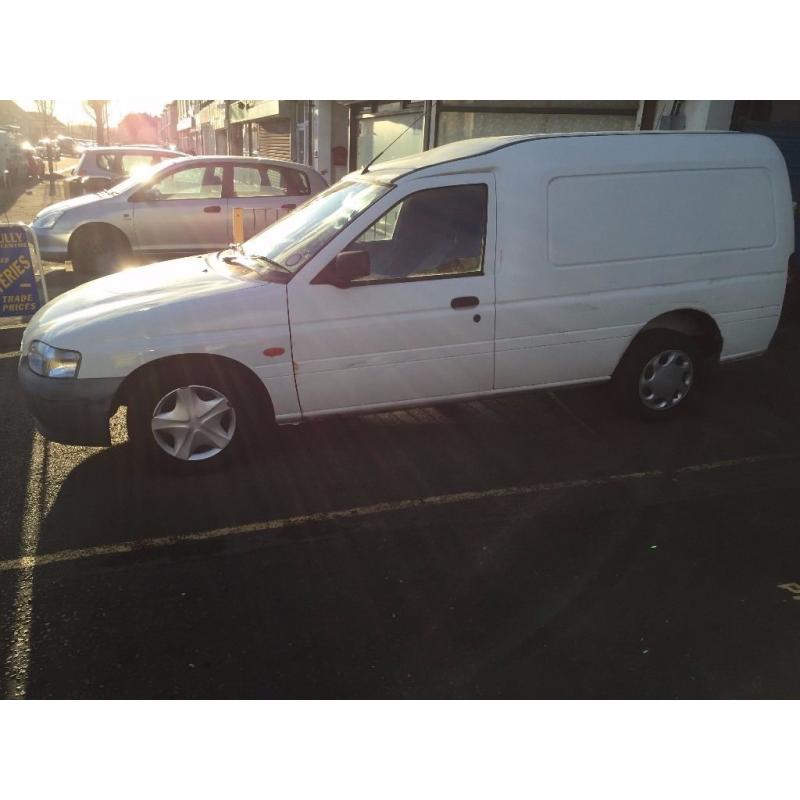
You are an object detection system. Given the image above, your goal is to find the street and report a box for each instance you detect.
[2,292,800,698]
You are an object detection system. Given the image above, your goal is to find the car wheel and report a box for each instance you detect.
[126,365,263,472]
[614,330,702,420]
[70,225,131,277]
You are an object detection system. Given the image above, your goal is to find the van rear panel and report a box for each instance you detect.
[492,133,793,391]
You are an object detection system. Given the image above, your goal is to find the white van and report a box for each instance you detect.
[18,132,794,469]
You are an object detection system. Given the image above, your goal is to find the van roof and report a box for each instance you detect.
[358,130,743,183]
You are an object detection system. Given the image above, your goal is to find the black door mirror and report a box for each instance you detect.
[313,250,371,288]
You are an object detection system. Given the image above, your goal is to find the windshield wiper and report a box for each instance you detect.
[219,245,291,274]
[244,253,291,274]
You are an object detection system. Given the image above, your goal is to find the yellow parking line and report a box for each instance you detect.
[0,450,796,577]
[0,351,20,360]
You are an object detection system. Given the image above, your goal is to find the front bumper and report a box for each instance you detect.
[31,226,70,262]
[17,357,123,446]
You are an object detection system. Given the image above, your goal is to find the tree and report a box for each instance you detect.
[117,113,160,145]
[83,100,109,145]
[34,100,54,139]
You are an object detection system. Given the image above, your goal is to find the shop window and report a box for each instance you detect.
[356,113,424,167]
[436,108,636,146]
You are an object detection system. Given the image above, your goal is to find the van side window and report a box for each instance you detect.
[349,185,487,283]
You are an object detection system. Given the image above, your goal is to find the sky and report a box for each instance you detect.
[14,99,168,127]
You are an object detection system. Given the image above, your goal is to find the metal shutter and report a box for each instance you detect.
[256,118,291,161]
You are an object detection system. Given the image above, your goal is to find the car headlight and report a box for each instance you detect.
[27,340,81,378]
[33,210,64,229]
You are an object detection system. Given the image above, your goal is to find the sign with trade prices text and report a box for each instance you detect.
[0,224,45,318]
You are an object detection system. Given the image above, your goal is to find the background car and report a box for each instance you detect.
[64,145,187,197]
[56,135,79,157]
[31,154,329,274]
[20,141,45,179]
[35,138,61,161]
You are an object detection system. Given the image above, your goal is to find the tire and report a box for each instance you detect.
[70,225,131,277]
[614,329,703,420]
[126,363,268,472]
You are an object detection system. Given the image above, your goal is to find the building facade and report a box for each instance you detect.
[344,100,643,170]
[165,99,800,218]
[176,100,206,154]
[170,100,350,182]
[159,101,178,148]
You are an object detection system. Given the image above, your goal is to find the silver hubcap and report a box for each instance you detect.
[638,350,694,411]
[151,385,236,461]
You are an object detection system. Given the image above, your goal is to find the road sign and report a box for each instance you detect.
[0,224,48,318]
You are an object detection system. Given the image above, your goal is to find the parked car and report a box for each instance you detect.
[63,145,186,198]
[0,138,42,184]
[20,141,45,179]
[31,155,328,274]
[56,135,79,157]
[19,132,794,470]
[35,138,60,161]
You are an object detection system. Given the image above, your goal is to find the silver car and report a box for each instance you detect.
[32,155,329,274]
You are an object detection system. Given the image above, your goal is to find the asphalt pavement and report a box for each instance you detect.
[2,293,800,698]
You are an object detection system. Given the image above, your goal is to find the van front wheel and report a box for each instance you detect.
[126,366,258,471]
[615,330,702,420]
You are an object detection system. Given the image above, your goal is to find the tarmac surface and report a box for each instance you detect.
[2,290,800,697]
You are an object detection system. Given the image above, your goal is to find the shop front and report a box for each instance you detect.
[346,100,642,170]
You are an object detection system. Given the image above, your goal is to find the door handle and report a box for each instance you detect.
[451,296,479,309]
[281,203,296,211]
[204,205,222,213]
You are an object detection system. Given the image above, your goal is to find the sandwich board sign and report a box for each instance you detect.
[0,224,48,318]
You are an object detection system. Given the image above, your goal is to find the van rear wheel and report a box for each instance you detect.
[615,330,702,420]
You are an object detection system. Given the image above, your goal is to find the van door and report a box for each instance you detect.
[287,176,496,415]
[131,162,230,257]
[230,162,314,238]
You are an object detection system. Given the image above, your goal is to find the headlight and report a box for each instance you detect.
[27,340,81,378]
[33,210,64,229]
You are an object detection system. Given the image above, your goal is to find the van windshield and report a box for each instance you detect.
[242,180,391,274]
